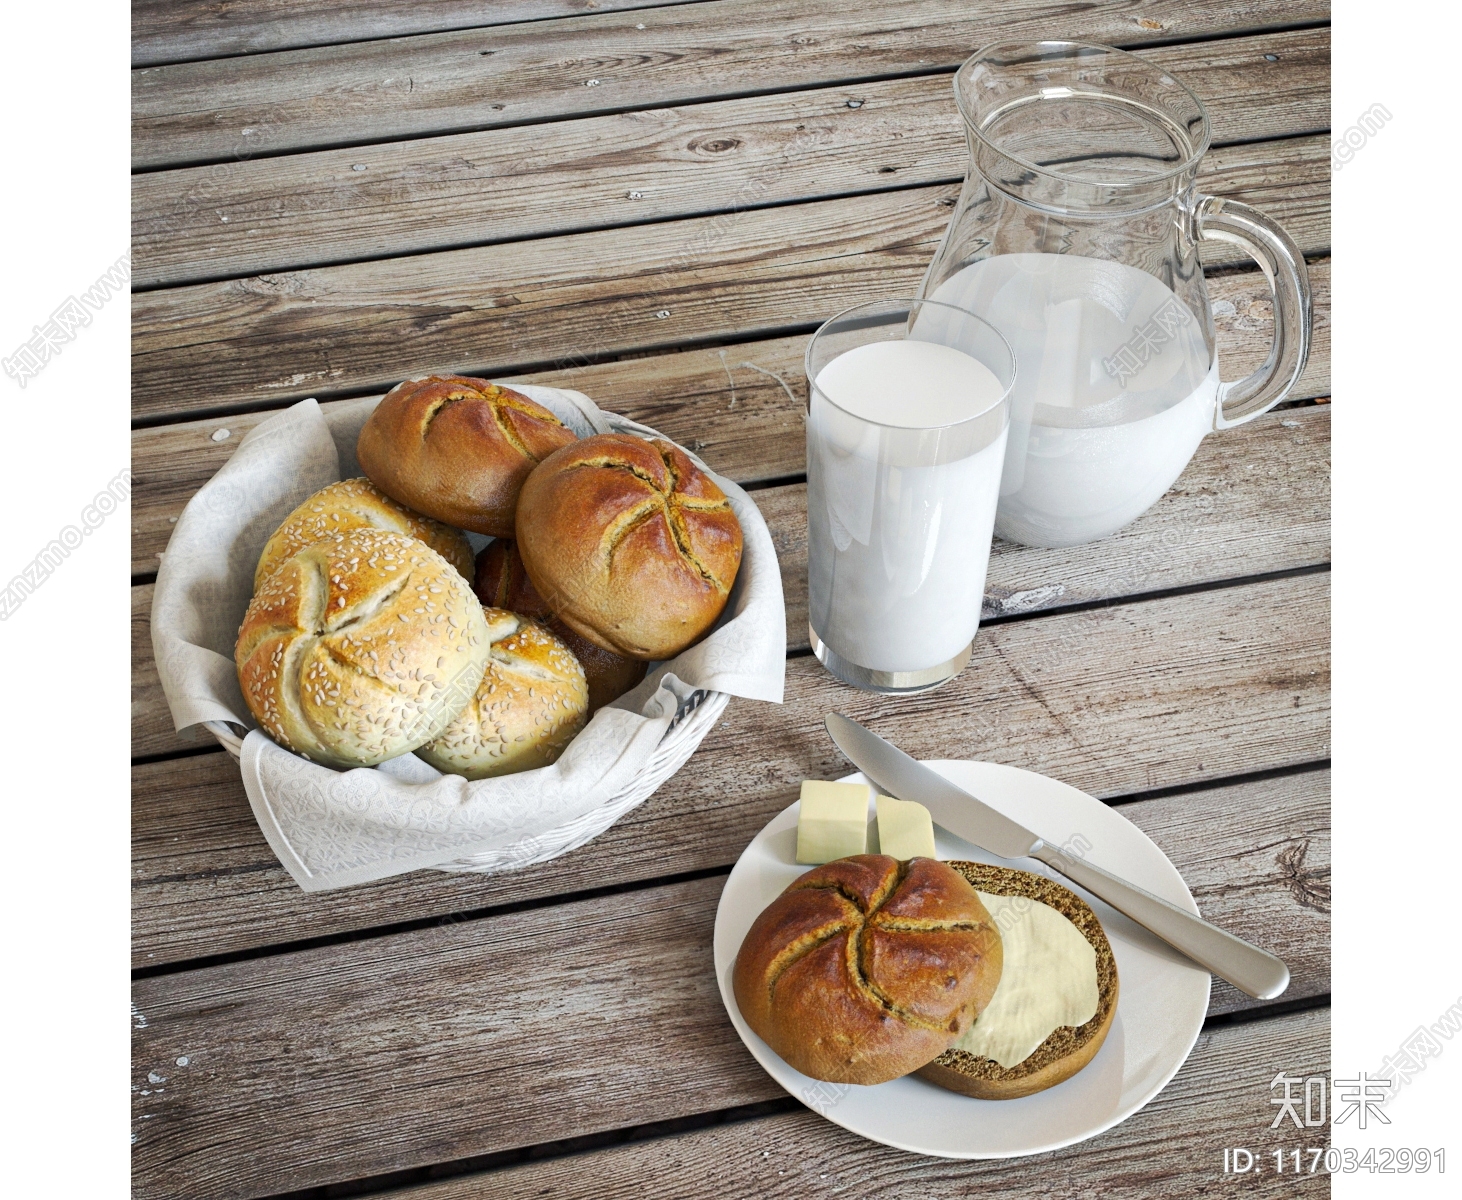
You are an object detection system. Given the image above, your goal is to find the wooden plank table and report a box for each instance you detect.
[131,4,1331,1195]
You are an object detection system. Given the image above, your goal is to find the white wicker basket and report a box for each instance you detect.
[201,406,742,876]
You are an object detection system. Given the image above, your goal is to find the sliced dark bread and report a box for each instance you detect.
[916,863,1119,1101]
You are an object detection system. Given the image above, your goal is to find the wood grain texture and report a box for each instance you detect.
[395,1007,1330,1199]
[132,27,1331,287]
[133,1,708,66]
[133,573,1329,966]
[129,260,1331,573]
[132,140,1329,421]
[132,402,1330,758]
[131,0,1329,168]
[131,834,1326,1200]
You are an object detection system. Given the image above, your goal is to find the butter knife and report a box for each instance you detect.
[825,713,1290,1000]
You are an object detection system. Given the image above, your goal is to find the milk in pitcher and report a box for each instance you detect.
[922,253,1218,547]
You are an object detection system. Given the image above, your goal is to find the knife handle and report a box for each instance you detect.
[1029,843,1290,1000]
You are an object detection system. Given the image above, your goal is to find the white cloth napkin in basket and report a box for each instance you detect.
[151,387,786,892]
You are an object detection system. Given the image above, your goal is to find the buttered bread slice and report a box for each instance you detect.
[917,863,1118,1100]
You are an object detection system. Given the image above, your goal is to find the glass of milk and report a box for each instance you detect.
[805,298,1015,693]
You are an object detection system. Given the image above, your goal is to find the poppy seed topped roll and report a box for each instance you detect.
[514,433,744,660]
[357,375,577,536]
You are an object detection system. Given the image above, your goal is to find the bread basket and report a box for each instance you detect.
[153,388,785,889]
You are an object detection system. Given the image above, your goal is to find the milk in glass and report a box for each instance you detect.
[925,253,1217,547]
[807,340,1008,673]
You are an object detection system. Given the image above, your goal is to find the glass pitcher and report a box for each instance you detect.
[917,41,1311,548]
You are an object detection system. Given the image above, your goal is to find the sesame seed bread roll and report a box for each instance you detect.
[254,477,474,590]
[357,375,577,536]
[235,528,491,769]
[415,607,589,780]
[472,538,646,713]
[515,433,744,660]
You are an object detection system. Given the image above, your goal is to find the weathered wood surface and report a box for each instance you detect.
[132,788,1327,1200]
[131,403,1330,759]
[129,259,1331,573]
[132,0,1328,168]
[132,27,1330,287]
[133,573,1328,966]
[132,141,1328,422]
[397,1006,1330,1199]
[133,1,706,67]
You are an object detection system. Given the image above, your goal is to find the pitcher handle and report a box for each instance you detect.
[1194,195,1313,430]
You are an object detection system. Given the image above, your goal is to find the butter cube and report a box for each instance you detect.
[875,795,937,861]
[796,780,870,864]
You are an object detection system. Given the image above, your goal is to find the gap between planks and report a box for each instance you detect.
[132,1,721,68]
[131,1,1331,169]
[131,151,1330,422]
[132,572,1330,969]
[131,27,1331,288]
[126,259,1331,568]
[130,402,1331,760]
[360,1007,1331,1200]
[130,768,1328,1200]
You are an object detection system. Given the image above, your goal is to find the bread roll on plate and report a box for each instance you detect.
[916,863,1119,1100]
[254,476,473,589]
[235,528,490,768]
[416,607,589,779]
[516,433,743,660]
[733,856,1003,1085]
[473,539,646,713]
[357,375,576,536]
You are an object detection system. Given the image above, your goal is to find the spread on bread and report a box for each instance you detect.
[874,794,936,860]
[733,841,1118,1099]
[917,862,1119,1100]
[795,780,870,863]
[233,375,744,776]
[950,891,1099,1068]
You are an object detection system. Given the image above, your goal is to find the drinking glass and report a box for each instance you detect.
[805,298,1015,693]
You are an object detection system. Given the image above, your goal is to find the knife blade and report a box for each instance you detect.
[824,713,1290,1000]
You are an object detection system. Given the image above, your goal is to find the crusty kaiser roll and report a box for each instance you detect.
[733,856,1003,1085]
[473,539,646,712]
[515,433,743,660]
[254,477,473,590]
[357,375,577,536]
[917,864,1118,1100]
[235,528,490,768]
[415,606,589,779]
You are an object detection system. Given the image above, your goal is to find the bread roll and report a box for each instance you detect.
[916,864,1119,1100]
[254,477,473,590]
[473,539,646,712]
[357,375,577,535]
[235,528,490,768]
[415,607,589,779]
[515,434,743,660]
[733,856,1003,1085]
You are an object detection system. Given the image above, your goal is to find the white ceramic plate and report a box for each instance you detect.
[713,760,1211,1158]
